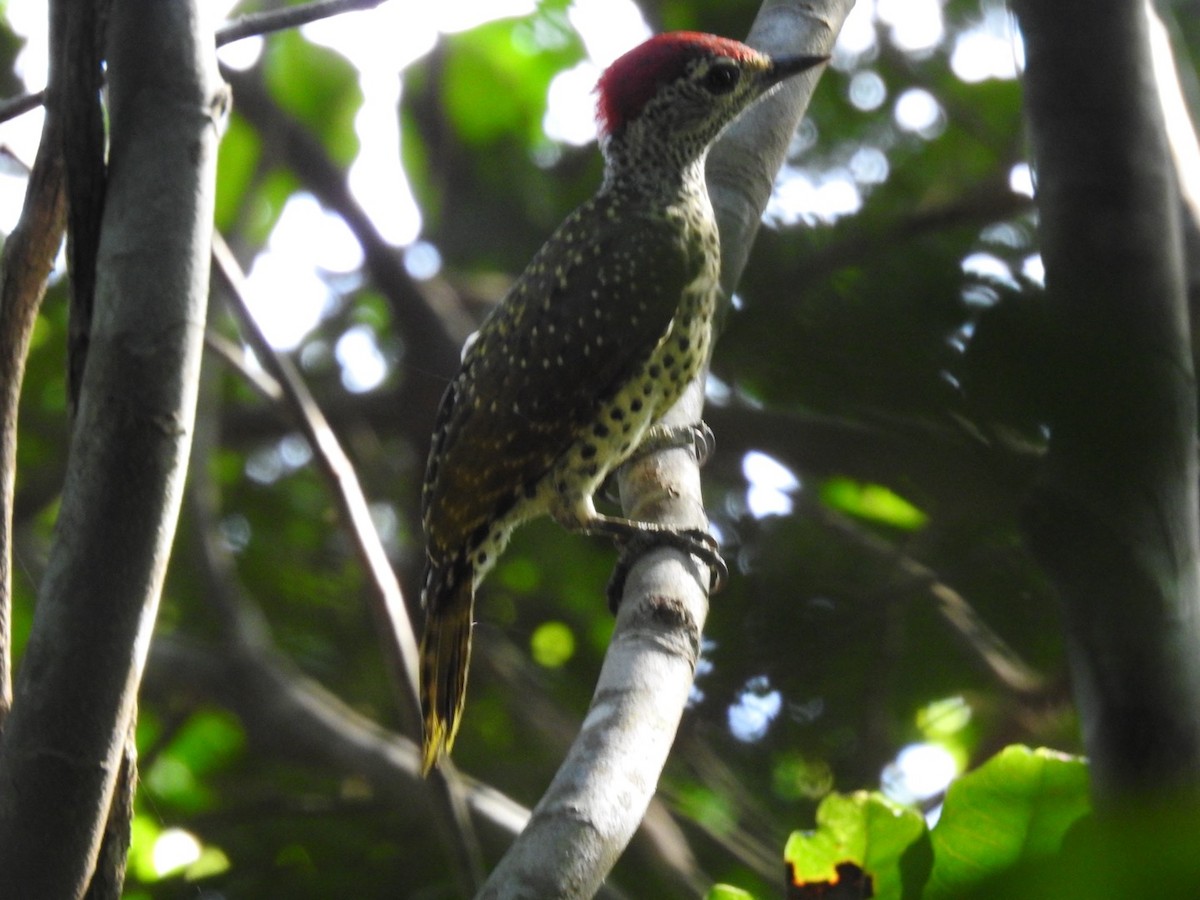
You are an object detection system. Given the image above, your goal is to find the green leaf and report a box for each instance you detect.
[263,29,361,166]
[128,814,162,884]
[143,709,246,813]
[785,791,929,898]
[676,784,737,837]
[968,799,1200,898]
[498,555,541,592]
[441,14,582,146]
[244,168,301,248]
[819,477,928,530]
[772,751,834,802]
[186,843,233,881]
[214,113,261,231]
[530,620,575,668]
[168,709,245,774]
[707,885,756,900]
[926,745,1090,897]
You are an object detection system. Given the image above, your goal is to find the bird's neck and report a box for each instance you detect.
[599,140,711,208]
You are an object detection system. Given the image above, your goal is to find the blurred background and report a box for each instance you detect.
[0,0,1164,895]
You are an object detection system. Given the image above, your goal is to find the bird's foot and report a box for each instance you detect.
[606,526,727,612]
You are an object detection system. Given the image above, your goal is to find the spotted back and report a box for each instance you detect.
[421,192,699,563]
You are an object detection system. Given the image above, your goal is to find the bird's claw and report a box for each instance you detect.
[684,527,727,592]
[689,422,716,467]
[634,421,715,466]
[606,526,727,612]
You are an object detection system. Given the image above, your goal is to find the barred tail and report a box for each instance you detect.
[419,561,475,775]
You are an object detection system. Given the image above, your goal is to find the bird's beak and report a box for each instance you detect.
[766,53,830,86]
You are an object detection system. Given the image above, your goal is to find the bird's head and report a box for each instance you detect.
[595,32,827,156]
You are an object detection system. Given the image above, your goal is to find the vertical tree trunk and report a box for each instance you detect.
[1014,0,1200,802]
[0,0,226,894]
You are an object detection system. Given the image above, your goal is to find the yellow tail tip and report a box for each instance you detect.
[420,719,454,777]
[418,570,473,776]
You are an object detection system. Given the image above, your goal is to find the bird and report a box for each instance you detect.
[418,31,827,774]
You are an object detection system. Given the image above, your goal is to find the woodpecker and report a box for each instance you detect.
[419,32,827,773]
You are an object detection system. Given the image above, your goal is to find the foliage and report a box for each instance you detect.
[784,790,928,898]
[718,746,1171,899]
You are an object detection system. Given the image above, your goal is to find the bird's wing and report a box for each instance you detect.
[422,198,699,555]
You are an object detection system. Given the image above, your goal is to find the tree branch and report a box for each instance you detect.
[216,0,387,45]
[211,234,423,737]
[217,63,466,413]
[210,235,486,891]
[0,89,46,126]
[0,0,225,892]
[0,3,67,723]
[61,0,109,411]
[144,636,531,844]
[804,498,1050,696]
[0,0,391,126]
[796,174,1034,286]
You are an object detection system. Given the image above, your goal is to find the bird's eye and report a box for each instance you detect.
[702,62,740,95]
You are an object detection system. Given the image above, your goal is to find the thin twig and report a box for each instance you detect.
[146,637,535,842]
[186,404,523,875]
[805,498,1050,696]
[216,0,388,45]
[0,12,67,724]
[0,0,390,125]
[209,233,485,891]
[203,330,284,403]
[211,234,422,717]
[0,90,45,126]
